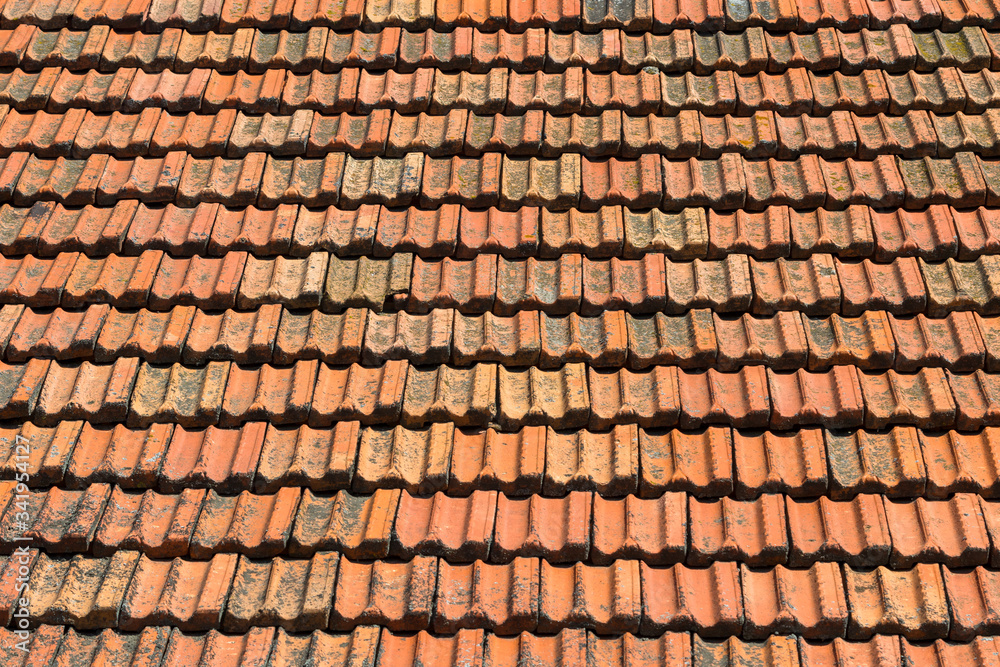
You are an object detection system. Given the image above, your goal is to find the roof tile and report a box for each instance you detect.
[173,29,253,72]
[741,562,848,639]
[393,489,496,561]
[733,429,828,499]
[627,310,716,369]
[853,111,937,159]
[471,28,545,70]
[119,553,238,631]
[539,560,640,633]
[768,28,841,71]
[93,486,205,558]
[5,304,108,361]
[694,29,767,74]
[709,208,789,259]
[809,70,889,115]
[692,635,799,667]
[736,70,813,115]
[589,366,679,429]
[826,427,927,499]
[225,551,337,632]
[402,363,496,427]
[94,306,190,363]
[310,109,391,157]
[859,367,957,429]
[123,68,207,113]
[1,252,77,306]
[836,257,927,316]
[452,311,540,366]
[786,494,890,567]
[545,424,637,495]
[886,493,989,568]
[468,110,543,156]
[689,494,788,566]
[36,357,138,424]
[220,0,292,30]
[714,312,808,370]
[180,305,279,365]
[290,204,377,255]
[310,360,406,426]
[803,311,895,370]
[679,367,770,428]
[0,68,60,111]
[622,30,693,74]
[31,550,138,629]
[128,360,229,428]
[640,561,742,636]
[660,71,737,114]
[0,420,80,485]
[100,29,181,72]
[890,311,985,371]
[821,155,907,209]
[191,487,300,558]
[20,483,111,553]
[330,556,435,631]
[592,492,686,565]
[538,311,624,367]
[353,422,452,493]
[281,70,360,113]
[364,309,452,364]
[750,255,841,316]
[845,564,949,639]
[886,68,966,114]
[639,426,733,497]
[434,558,538,634]
[63,422,171,490]
[387,109,465,157]
[540,207,623,258]
[448,426,545,496]
[409,255,495,313]
[161,423,262,494]
[254,421,359,493]
[324,254,412,313]
[622,110,701,159]
[289,487,397,558]
[220,360,318,426]
[766,367,865,429]
[499,363,590,429]
[921,429,1000,498]
[492,491,590,562]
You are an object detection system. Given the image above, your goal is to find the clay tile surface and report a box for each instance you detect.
[689,494,788,566]
[845,564,950,640]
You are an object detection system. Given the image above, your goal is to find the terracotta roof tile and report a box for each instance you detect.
[623,111,700,159]
[845,563,949,639]
[393,489,496,560]
[290,487,396,558]
[545,424,637,495]
[750,255,841,315]
[449,427,546,497]
[786,494,890,567]
[714,312,808,370]
[18,483,111,553]
[31,550,138,628]
[591,492,686,565]
[689,494,788,566]
[128,360,230,427]
[693,29,766,74]
[119,553,238,631]
[767,366,865,429]
[434,558,538,633]
[639,427,733,497]
[539,560,640,633]
[0,357,48,418]
[100,29,182,72]
[353,422,452,493]
[836,257,927,316]
[854,111,937,159]
[859,367,957,429]
[93,486,205,558]
[452,311,539,365]
[826,428,927,499]
[331,556,435,631]
[693,635,799,667]
[63,422,171,490]
[226,551,338,632]
[733,429,828,499]
[640,561,742,636]
[921,429,1000,498]
[540,311,627,367]
[254,421,359,493]
[122,68,207,112]
[803,311,895,370]
[541,207,623,257]
[35,357,138,424]
[742,562,848,639]
[4,304,108,361]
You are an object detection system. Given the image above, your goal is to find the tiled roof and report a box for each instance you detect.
[5,1,1000,665]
